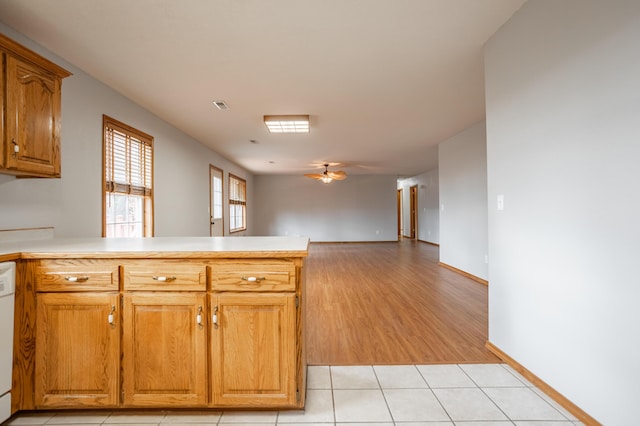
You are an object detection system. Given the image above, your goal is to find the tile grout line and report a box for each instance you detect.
[415,364,455,425]
[498,363,575,422]
[493,363,574,423]
[328,366,336,426]
[458,363,516,423]
[371,365,395,424]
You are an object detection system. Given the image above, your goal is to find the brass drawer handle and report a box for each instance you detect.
[64,276,89,283]
[241,276,265,283]
[108,305,116,326]
[212,305,219,329]
[152,276,177,282]
[196,306,203,329]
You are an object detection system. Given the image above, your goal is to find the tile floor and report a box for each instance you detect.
[3,364,583,426]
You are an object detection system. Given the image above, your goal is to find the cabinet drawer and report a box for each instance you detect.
[123,260,206,291]
[210,260,296,292]
[36,259,119,292]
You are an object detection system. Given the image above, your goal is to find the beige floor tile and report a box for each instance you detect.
[373,365,428,389]
[432,388,508,421]
[307,366,332,390]
[459,364,526,387]
[278,389,334,423]
[333,389,391,423]
[484,387,568,421]
[330,366,379,389]
[383,388,449,422]
[417,364,477,388]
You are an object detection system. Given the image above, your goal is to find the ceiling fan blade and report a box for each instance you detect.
[327,171,347,180]
[304,173,324,180]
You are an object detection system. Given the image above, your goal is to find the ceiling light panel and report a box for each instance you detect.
[264,115,309,133]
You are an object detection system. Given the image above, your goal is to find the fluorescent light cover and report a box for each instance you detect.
[264,115,309,133]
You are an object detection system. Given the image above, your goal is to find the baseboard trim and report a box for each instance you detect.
[418,239,439,247]
[438,262,488,286]
[485,341,600,426]
[310,240,399,244]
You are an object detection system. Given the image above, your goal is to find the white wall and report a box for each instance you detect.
[253,174,397,242]
[438,121,488,280]
[0,24,253,237]
[397,169,439,244]
[485,1,640,423]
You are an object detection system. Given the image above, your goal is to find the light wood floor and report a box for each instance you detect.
[305,240,500,365]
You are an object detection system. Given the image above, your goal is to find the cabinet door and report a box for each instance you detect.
[122,293,207,407]
[210,293,297,407]
[4,55,62,176]
[35,293,120,408]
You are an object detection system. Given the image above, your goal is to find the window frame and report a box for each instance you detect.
[102,115,154,238]
[228,173,247,233]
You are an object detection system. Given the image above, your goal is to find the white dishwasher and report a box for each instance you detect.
[0,261,16,423]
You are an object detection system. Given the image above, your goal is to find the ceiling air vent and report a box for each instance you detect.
[212,100,229,110]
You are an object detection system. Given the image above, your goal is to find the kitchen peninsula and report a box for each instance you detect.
[3,236,309,414]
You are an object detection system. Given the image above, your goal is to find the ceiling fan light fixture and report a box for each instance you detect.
[304,163,347,184]
[264,115,309,133]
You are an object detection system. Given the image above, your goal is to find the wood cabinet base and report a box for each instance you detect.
[12,256,306,413]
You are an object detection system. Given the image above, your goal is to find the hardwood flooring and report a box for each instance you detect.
[305,240,500,365]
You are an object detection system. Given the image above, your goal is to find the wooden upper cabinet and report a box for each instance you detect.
[0,34,71,177]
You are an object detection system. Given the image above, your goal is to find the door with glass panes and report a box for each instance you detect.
[210,165,224,236]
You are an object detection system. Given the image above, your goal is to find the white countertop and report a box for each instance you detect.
[0,236,309,259]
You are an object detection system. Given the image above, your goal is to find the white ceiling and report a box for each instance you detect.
[0,0,525,177]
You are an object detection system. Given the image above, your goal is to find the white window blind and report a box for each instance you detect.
[103,115,154,238]
[104,120,153,196]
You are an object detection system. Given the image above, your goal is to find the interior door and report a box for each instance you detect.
[397,189,403,239]
[410,185,418,239]
[210,165,224,236]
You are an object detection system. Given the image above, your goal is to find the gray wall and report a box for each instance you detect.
[439,121,488,280]
[397,169,439,244]
[253,174,397,242]
[485,1,640,423]
[0,23,253,237]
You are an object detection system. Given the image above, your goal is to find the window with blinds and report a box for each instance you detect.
[229,174,247,233]
[103,115,154,238]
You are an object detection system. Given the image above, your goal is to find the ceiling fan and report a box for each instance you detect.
[304,163,347,184]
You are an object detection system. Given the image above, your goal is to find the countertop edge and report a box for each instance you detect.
[17,249,309,260]
[0,237,310,260]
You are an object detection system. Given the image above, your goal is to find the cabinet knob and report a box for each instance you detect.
[241,276,265,283]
